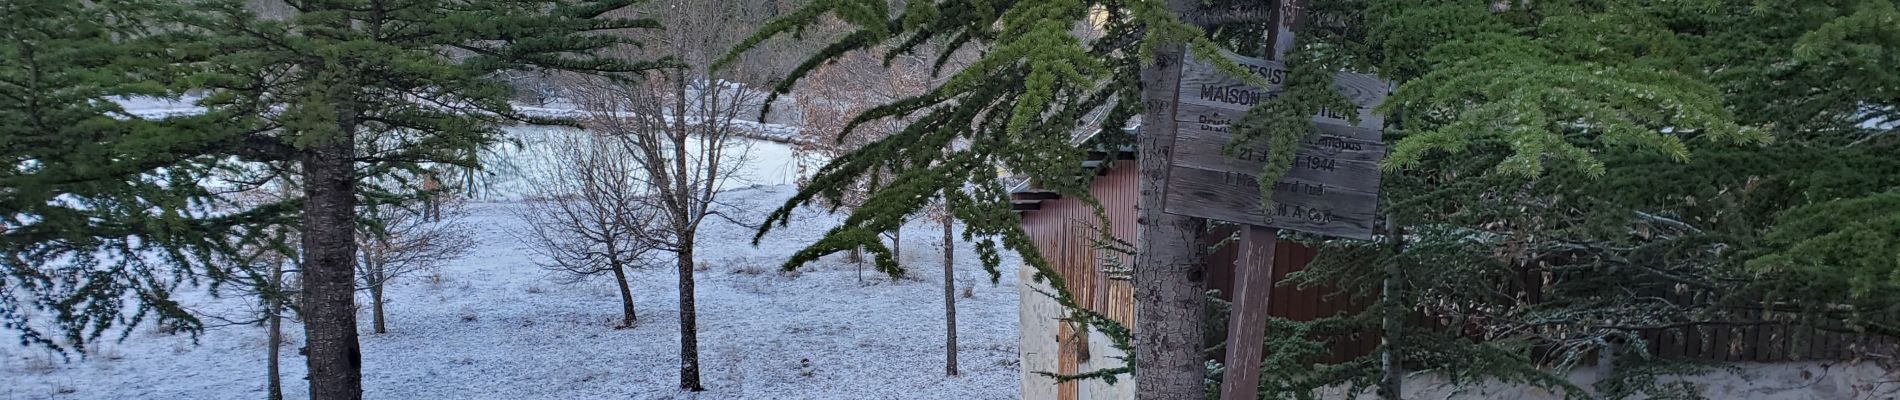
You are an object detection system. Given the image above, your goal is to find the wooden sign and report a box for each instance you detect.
[1162,50,1390,240]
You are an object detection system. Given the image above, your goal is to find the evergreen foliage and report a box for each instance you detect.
[2,0,662,366]
[0,0,290,353]
[738,0,1898,398]
[723,1,1269,385]
[1275,1,1900,398]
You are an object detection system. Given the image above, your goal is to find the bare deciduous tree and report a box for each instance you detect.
[220,180,302,400]
[231,229,298,400]
[793,50,945,269]
[795,45,974,375]
[572,74,760,391]
[569,2,768,391]
[355,201,476,334]
[938,204,959,376]
[513,132,662,329]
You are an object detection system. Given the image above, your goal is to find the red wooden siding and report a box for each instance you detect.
[1020,160,1376,377]
[1020,160,1141,327]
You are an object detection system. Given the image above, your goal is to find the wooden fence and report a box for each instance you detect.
[1200,228,1897,366]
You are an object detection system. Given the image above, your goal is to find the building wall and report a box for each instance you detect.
[1017,161,1140,400]
[1015,160,1367,400]
[1015,164,1897,399]
[1075,328,1136,400]
[1019,264,1065,400]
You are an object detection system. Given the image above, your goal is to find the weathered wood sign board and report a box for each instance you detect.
[1162,51,1391,239]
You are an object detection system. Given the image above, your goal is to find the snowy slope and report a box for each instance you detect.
[1,185,1023,399]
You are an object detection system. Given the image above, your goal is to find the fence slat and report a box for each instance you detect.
[1805,324,1822,361]
[1725,322,1740,362]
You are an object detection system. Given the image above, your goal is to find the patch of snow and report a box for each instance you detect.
[2,185,1022,399]
[471,127,806,201]
[109,95,206,119]
[108,97,805,145]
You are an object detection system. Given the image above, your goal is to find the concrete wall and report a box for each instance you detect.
[1315,361,1898,399]
[1075,328,1136,400]
[1020,264,1137,400]
[1020,264,1064,400]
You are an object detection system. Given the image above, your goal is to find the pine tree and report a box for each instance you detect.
[726,0,1791,398]
[724,2,1229,396]
[5,1,663,399]
[178,2,662,397]
[1253,1,1896,399]
[0,0,285,355]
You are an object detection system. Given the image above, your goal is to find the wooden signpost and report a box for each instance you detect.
[1162,51,1390,240]
[1182,50,1390,398]
[1164,4,1392,399]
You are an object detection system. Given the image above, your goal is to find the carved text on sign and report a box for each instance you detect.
[1162,50,1391,239]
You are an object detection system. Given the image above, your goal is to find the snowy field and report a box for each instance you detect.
[473,126,806,200]
[2,133,1025,399]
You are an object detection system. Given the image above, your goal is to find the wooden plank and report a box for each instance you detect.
[1759,319,1775,362]
[1176,52,1389,129]
[1012,191,1062,201]
[1218,226,1278,400]
[1681,324,1702,360]
[1714,322,1732,362]
[1801,324,1816,360]
[1164,49,1391,239]
[1818,325,1836,360]
[1770,322,1786,362]
[1057,320,1079,400]
[1659,326,1679,360]
[1744,318,1763,362]
[1171,111,1387,171]
[1833,329,1848,360]
[1165,166,1379,239]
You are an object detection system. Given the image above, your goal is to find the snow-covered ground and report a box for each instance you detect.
[3,169,1022,398]
[474,126,806,200]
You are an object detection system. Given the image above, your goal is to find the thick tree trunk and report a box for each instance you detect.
[268,258,285,400]
[1134,5,1208,396]
[302,121,363,400]
[612,260,638,328]
[678,245,704,391]
[370,263,387,334]
[942,217,958,376]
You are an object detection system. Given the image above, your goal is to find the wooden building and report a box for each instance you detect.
[1010,156,1896,400]
[1010,155,1373,400]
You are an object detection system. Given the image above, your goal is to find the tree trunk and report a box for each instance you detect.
[678,245,704,391]
[302,119,364,400]
[268,258,285,400]
[1133,4,1208,396]
[612,260,638,328]
[942,217,958,376]
[370,262,387,334]
[1379,214,1405,399]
